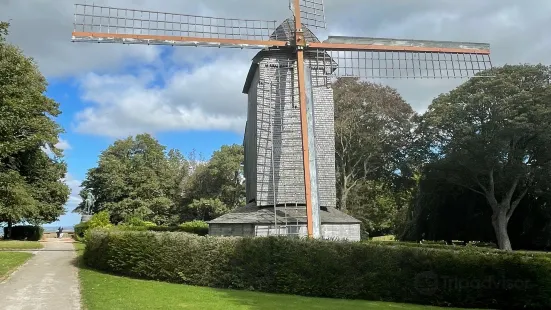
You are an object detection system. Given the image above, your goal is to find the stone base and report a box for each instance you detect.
[80,215,92,223]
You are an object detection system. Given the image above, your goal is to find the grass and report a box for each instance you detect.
[0,252,33,279]
[0,240,43,250]
[73,243,473,310]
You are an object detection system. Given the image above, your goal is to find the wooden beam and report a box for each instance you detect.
[72,31,288,48]
[293,0,315,238]
[310,38,490,54]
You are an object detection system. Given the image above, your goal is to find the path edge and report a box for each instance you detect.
[0,251,36,283]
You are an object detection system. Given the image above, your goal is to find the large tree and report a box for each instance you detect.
[333,77,416,212]
[79,137,245,224]
[417,64,551,251]
[0,22,69,232]
[77,134,188,225]
[180,144,244,220]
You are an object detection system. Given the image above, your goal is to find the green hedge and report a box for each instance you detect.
[119,221,209,236]
[3,226,44,241]
[179,220,208,236]
[84,229,551,309]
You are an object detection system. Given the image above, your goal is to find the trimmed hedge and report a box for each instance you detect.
[179,220,208,236]
[121,221,209,236]
[84,229,551,309]
[3,226,44,241]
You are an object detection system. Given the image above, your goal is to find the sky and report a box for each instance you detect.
[2,0,551,227]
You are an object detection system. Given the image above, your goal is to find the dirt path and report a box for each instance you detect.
[0,238,81,310]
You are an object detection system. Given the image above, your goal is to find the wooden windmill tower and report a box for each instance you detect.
[72,0,492,239]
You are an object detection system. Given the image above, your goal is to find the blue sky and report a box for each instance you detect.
[4,0,551,227]
[45,48,244,226]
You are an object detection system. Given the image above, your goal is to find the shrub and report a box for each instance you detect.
[84,229,551,309]
[74,222,89,239]
[115,217,157,232]
[179,220,208,236]
[118,222,209,236]
[120,216,157,228]
[77,211,113,241]
[3,225,43,241]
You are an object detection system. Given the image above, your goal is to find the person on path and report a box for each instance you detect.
[57,226,63,238]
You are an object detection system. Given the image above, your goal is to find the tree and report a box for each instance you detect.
[187,198,229,221]
[182,144,244,211]
[417,64,551,251]
[77,134,189,225]
[333,77,415,212]
[0,22,69,233]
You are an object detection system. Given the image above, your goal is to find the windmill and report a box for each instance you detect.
[71,1,492,239]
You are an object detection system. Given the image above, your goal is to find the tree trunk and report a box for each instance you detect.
[491,209,512,251]
[6,219,13,240]
[340,189,349,212]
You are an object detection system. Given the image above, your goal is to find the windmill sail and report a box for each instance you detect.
[72,3,287,48]
[289,0,326,29]
[310,36,492,79]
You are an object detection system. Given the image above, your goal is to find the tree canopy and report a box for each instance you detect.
[333,77,416,236]
[413,64,551,250]
[0,22,69,231]
[77,134,244,224]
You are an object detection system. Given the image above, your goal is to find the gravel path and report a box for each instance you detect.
[0,239,81,310]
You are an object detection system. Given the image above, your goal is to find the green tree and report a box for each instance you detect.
[77,134,188,225]
[0,22,69,234]
[333,78,416,212]
[187,198,229,221]
[182,144,244,211]
[417,64,551,251]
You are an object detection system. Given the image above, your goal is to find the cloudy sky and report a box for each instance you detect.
[2,0,550,226]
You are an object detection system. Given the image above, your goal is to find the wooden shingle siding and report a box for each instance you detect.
[244,50,336,208]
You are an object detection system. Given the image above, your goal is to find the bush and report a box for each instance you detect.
[74,222,89,239]
[179,220,208,236]
[3,225,44,241]
[75,211,113,241]
[84,229,551,309]
[117,222,209,236]
[120,217,157,228]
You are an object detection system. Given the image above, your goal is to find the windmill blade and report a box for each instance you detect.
[308,36,492,79]
[72,3,288,49]
[289,0,326,29]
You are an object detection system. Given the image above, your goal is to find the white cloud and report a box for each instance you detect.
[62,173,82,212]
[3,0,551,136]
[74,54,250,137]
[55,138,71,151]
[41,138,71,157]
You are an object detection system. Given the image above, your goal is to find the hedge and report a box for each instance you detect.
[3,226,44,241]
[178,220,208,236]
[121,221,209,236]
[84,229,551,309]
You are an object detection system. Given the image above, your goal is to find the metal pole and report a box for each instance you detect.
[293,0,314,238]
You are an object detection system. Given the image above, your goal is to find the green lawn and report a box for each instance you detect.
[0,252,33,279]
[74,243,471,310]
[0,240,43,250]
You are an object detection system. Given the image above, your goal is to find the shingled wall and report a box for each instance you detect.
[244,50,336,208]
